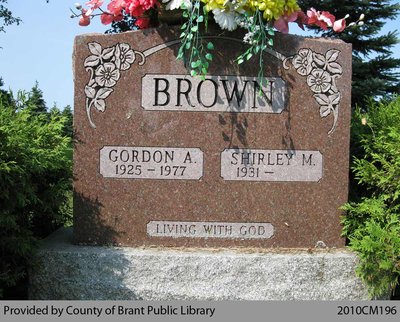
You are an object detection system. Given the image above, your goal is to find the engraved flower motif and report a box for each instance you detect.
[307,68,332,93]
[95,62,120,87]
[292,48,313,76]
[115,43,135,70]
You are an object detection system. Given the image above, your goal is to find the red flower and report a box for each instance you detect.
[107,0,126,16]
[135,17,150,29]
[79,8,91,26]
[307,8,335,30]
[79,15,91,26]
[296,10,309,30]
[125,0,159,17]
[100,13,115,24]
[100,12,124,25]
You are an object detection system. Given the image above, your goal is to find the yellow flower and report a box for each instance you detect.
[202,0,248,13]
[201,0,226,12]
[201,0,300,21]
[246,0,300,20]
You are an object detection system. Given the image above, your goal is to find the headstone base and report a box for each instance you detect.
[29,228,369,300]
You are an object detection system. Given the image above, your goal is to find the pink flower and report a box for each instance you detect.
[100,12,123,24]
[125,0,159,17]
[320,11,335,27]
[333,18,346,32]
[85,0,104,9]
[135,17,150,29]
[100,12,115,24]
[79,15,91,26]
[79,9,91,26]
[307,8,335,30]
[107,0,126,16]
[274,11,299,34]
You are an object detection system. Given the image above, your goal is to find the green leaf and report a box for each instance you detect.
[185,42,191,49]
[268,39,273,46]
[197,15,204,23]
[205,53,213,61]
[191,26,198,32]
[191,60,201,68]
[237,58,244,64]
[181,23,187,30]
[246,52,253,60]
[207,42,214,50]
[190,69,197,76]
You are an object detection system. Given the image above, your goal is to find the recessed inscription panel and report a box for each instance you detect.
[141,74,286,113]
[221,149,323,182]
[100,146,203,180]
[147,221,274,239]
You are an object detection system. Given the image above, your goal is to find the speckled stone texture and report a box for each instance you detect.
[29,228,369,300]
[73,26,352,248]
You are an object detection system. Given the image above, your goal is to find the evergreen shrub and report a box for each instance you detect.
[0,91,72,298]
[343,96,400,297]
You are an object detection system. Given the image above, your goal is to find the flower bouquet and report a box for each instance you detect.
[72,0,363,79]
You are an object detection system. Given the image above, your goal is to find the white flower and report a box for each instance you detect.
[162,0,192,10]
[95,62,120,87]
[292,49,313,76]
[307,68,332,93]
[115,44,135,71]
[213,8,238,31]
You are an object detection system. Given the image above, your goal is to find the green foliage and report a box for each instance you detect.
[0,88,72,298]
[235,10,275,89]
[178,1,214,77]
[27,82,47,114]
[298,0,400,106]
[342,96,400,297]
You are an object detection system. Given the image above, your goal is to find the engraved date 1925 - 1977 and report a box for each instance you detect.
[114,164,186,177]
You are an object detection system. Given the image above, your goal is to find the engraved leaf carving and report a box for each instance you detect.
[314,92,341,118]
[84,55,100,67]
[320,105,331,117]
[326,49,340,62]
[95,87,114,100]
[313,52,326,67]
[314,93,330,106]
[326,62,342,74]
[88,42,103,56]
[94,99,106,112]
[329,92,341,105]
[85,85,96,99]
[102,47,115,60]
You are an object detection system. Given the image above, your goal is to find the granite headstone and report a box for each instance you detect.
[73,27,352,248]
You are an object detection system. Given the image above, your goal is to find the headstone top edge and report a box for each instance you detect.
[73,27,351,48]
